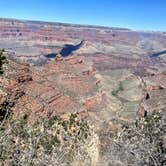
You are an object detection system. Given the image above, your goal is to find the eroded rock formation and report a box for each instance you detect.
[0,56,105,124]
[0,17,165,137]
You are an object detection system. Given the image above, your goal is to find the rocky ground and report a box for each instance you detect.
[0,18,165,165]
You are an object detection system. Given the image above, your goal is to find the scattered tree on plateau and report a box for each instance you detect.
[0,49,7,75]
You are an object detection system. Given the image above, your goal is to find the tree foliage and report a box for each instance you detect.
[0,48,7,75]
[0,113,98,165]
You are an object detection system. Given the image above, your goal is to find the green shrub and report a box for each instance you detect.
[0,113,98,165]
[0,48,8,75]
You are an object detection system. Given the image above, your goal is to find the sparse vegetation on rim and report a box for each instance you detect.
[0,49,8,75]
[1,109,165,166]
[0,112,99,165]
[0,49,165,166]
[102,110,166,166]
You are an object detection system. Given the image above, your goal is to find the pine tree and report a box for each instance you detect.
[0,48,7,75]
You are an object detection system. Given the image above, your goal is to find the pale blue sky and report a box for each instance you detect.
[0,0,165,31]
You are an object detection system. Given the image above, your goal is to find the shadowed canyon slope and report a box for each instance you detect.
[0,18,166,130]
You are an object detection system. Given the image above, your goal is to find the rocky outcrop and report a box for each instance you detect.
[139,73,166,115]
[0,56,104,123]
[0,18,166,166]
[0,17,165,138]
[0,59,32,120]
[0,18,166,70]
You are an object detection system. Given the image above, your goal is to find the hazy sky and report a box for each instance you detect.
[0,0,165,31]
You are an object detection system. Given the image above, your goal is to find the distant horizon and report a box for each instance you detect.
[0,0,165,32]
[1,17,165,33]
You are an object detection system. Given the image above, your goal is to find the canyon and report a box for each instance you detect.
[0,18,166,132]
